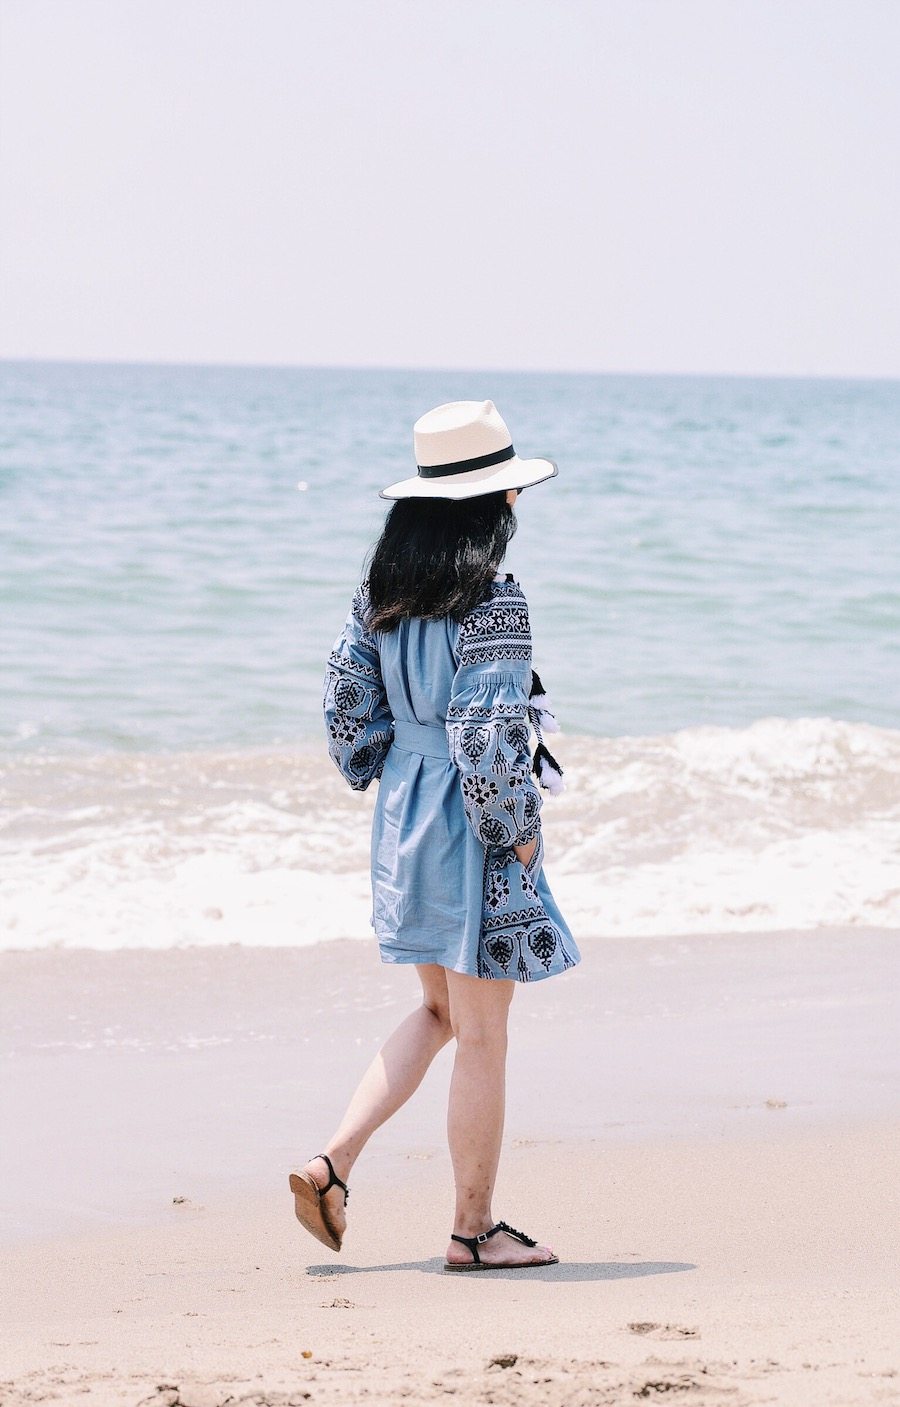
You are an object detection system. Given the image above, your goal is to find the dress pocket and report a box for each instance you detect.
[479,829,567,981]
[524,829,544,880]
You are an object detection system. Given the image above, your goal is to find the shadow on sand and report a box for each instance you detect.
[306,1257,696,1282]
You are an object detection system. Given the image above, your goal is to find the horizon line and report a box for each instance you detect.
[1,354,899,386]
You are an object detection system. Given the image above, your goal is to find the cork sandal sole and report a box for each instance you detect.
[289,1170,343,1252]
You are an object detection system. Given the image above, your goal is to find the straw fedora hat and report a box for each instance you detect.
[380,400,558,500]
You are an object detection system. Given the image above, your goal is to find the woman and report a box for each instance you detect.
[290,399,580,1272]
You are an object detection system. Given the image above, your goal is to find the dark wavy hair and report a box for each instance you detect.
[363,491,518,632]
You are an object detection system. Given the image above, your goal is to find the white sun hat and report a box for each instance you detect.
[380,399,558,500]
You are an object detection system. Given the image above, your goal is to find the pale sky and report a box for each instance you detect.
[1,0,898,377]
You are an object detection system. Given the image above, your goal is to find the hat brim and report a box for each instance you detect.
[380,454,558,500]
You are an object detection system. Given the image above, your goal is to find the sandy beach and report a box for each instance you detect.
[1,928,898,1405]
[5,0,900,1400]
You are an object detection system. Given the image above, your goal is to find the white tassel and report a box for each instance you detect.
[534,704,559,734]
[529,682,560,734]
[537,753,566,795]
[529,669,565,792]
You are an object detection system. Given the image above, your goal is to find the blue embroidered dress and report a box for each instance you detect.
[322,573,580,981]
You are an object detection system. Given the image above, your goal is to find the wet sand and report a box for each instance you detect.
[1,929,898,1405]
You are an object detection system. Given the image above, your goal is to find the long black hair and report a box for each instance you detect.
[364,491,517,632]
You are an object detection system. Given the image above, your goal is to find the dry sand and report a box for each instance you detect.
[1,930,898,1406]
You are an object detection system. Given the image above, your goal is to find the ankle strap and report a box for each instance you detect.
[450,1223,502,1265]
[314,1153,350,1205]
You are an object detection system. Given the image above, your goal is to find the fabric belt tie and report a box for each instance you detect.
[392,719,450,760]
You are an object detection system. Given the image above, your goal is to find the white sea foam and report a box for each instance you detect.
[1,716,898,951]
[550,715,900,935]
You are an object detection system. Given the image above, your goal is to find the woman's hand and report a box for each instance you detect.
[513,836,538,868]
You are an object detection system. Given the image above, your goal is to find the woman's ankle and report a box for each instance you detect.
[452,1211,494,1238]
[313,1146,354,1183]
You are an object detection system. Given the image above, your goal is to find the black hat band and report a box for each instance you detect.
[417,444,516,479]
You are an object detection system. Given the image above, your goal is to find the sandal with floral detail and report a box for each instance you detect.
[289,1153,350,1252]
[443,1219,559,1272]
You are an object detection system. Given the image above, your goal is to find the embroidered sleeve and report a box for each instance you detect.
[445,582,542,848]
[323,581,394,791]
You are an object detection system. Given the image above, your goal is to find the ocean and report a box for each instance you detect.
[2,359,899,949]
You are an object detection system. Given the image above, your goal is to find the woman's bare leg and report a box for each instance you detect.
[443,969,556,1267]
[298,964,453,1239]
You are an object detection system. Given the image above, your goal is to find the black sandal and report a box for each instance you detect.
[288,1153,350,1253]
[443,1219,559,1272]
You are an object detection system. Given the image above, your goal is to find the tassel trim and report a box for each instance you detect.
[528,669,559,732]
[528,668,565,793]
[532,741,565,795]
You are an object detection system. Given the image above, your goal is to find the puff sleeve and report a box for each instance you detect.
[445,582,542,849]
[323,581,394,791]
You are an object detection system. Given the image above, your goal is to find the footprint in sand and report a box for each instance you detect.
[627,1322,700,1339]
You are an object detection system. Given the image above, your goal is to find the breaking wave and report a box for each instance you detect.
[2,714,899,950]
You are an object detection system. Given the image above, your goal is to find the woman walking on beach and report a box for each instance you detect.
[290,400,580,1271]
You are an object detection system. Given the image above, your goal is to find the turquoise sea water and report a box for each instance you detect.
[2,360,898,752]
[2,360,899,951]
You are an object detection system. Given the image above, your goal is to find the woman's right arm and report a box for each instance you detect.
[444,581,543,851]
